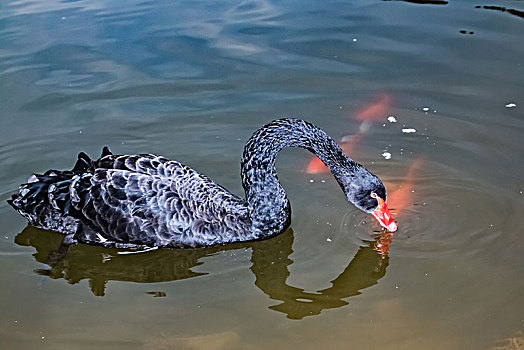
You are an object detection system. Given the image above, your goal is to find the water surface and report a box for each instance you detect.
[1,0,523,349]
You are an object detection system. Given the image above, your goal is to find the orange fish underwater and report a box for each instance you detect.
[306,93,392,174]
[386,157,424,218]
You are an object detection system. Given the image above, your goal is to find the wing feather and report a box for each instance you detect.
[72,154,251,247]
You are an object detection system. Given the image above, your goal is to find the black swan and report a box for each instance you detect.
[8,118,397,248]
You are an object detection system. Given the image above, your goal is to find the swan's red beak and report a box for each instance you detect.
[371,196,397,232]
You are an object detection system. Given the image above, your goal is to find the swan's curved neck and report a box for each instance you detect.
[240,118,357,237]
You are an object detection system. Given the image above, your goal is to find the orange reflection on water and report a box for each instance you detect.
[374,157,424,255]
[374,231,395,256]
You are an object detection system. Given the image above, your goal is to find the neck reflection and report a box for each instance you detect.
[15,225,390,319]
[251,229,389,319]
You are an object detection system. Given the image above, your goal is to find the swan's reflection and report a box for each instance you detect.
[251,230,389,319]
[15,225,390,319]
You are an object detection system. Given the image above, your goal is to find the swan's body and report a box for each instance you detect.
[9,118,396,248]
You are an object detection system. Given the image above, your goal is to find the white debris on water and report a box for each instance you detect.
[387,116,397,123]
[418,106,438,114]
[381,151,392,160]
[505,102,517,108]
[402,128,417,133]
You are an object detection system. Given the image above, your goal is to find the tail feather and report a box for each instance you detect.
[101,146,112,158]
[7,149,107,233]
[72,152,93,173]
[9,172,85,234]
[71,147,112,173]
[8,147,113,235]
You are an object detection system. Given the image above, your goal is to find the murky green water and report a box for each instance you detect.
[1,1,523,349]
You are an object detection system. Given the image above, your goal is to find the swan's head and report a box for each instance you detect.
[341,167,397,232]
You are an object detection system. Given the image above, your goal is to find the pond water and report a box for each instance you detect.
[1,0,523,349]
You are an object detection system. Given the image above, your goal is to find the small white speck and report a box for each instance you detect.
[411,190,415,193]
[41,336,45,340]
[387,116,397,123]
[402,128,417,133]
[339,106,343,109]
[395,286,399,289]
[61,16,66,20]
[101,253,112,263]
[321,180,326,183]
[309,179,314,183]
[381,152,392,160]
[326,238,332,242]
[422,107,430,112]
[425,273,428,276]
[505,102,517,108]
[79,130,82,134]
[352,38,357,42]
[519,190,523,194]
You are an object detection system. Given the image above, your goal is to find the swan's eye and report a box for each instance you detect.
[370,192,378,199]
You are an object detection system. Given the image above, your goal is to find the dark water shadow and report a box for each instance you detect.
[475,5,524,20]
[383,0,448,5]
[15,225,389,319]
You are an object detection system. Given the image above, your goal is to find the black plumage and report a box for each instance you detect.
[8,118,388,248]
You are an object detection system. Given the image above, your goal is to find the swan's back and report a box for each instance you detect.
[9,149,251,248]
